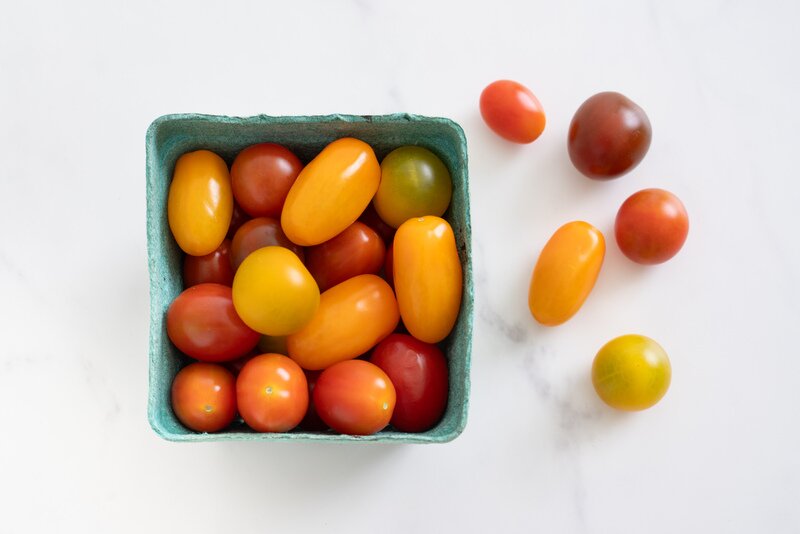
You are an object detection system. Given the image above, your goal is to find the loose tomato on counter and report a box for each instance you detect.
[236,354,309,432]
[528,221,605,326]
[373,146,452,229]
[232,246,320,336]
[370,334,448,432]
[615,188,689,264]
[393,216,462,343]
[167,283,260,362]
[168,150,233,256]
[480,80,546,144]
[287,274,399,371]
[231,143,302,218]
[230,217,305,270]
[281,138,380,246]
[306,222,385,292]
[313,360,396,435]
[182,239,234,287]
[171,362,237,432]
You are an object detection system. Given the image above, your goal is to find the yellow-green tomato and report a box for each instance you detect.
[168,150,233,256]
[232,247,320,336]
[281,138,380,246]
[374,146,453,229]
[592,334,672,411]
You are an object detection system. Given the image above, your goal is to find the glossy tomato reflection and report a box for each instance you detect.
[306,221,386,291]
[183,239,234,287]
[236,354,308,432]
[171,362,237,432]
[231,143,302,218]
[615,188,689,264]
[480,80,546,143]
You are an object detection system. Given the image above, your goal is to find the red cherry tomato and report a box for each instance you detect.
[171,363,236,432]
[236,354,308,432]
[231,217,305,270]
[183,239,234,287]
[480,80,546,144]
[313,360,396,435]
[370,334,448,432]
[166,283,260,362]
[358,203,396,244]
[231,143,303,218]
[615,188,689,264]
[227,202,250,240]
[299,370,328,431]
[306,222,386,291]
[568,92,652,179]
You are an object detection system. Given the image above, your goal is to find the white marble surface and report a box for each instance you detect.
[2,0,799,532]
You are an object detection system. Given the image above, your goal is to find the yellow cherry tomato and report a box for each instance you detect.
[528,221,605,326]
[592,334,671,411]
[287,274,399,371]
[281,138,380,246]
[168,150,233,256]
[393,216,462,343]
[232,247,320,336]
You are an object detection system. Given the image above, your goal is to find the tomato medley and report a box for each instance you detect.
[166,139,458,435]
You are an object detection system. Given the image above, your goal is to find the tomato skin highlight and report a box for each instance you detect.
[393,216,462,343]
[182,239,234,287]
[480,80,546,143]
[370,334,448,432]
[281,138,380,246]
[236,354,309,432]
[171,363,237,433]
[528,221,605,326]
[166,283,260,362]
[306,222,386,292]
[287,274,399,371]
[615,188,689,264]
[168,150,233,256]
[230,143,302,218]
[313,360,396,435]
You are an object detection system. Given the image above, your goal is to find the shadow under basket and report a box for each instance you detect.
[146,113,473,443]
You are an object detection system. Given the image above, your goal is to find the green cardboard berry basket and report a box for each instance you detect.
[146,113,473,443]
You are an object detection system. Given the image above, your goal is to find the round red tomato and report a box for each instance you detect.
[231,217,305,270]
[615,188,689,264]
[171,363,236,432]
[313,360,396,435]
[480,80,546,144]
[306,222,386,291]
[568,92,652,179]
[183,239,234,287]
[166,283,260,362]
[370,334,448,432]
[298,370,328,431]
[236,353,308,432]
[231,143,303,218]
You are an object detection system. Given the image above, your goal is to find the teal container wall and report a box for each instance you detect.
[146,113,473,443]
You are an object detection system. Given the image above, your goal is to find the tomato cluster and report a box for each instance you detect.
[165,140,460,435]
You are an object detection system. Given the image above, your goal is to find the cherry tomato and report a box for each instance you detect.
[182,239,234,287]
[393,216,462,343]
[370,334,448,432]
[479,80,546,144]
[226,202,250,239]
[528,221,605,326]
[373,146,453,229]
[230,143,303,218]
[306,222,386,291]
[313,360,396,435]
[171,363,237,432]
[358,203,396,244]
[287,274,399,370]
[168,150,233,256]
[568,92,652,179]
[281,138,380,246]
[231,217,305,271]
[615,188,689,264]
[236,354,308,432]
[299,370,328,431]
[257,335,288,355]
[166,283,260,362]
[592,334,671,411]
[232,247,320,336]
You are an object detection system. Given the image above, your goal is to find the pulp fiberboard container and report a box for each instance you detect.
[146,113,473,443]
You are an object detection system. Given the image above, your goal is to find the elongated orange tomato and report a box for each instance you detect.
[287,274,399,371]
[528,221,605,326]
[394,216,462,343]
[281,138,380,246]
[168,150,233,256]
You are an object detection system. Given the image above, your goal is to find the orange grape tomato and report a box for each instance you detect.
[528,221,605,326]
[232,246,320,336]
[281,138,380,246]
[168,150,233,256]
[393,216,462,343]
[236,353,308,432]
[171,362,237,433]
[287,274,399,371]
